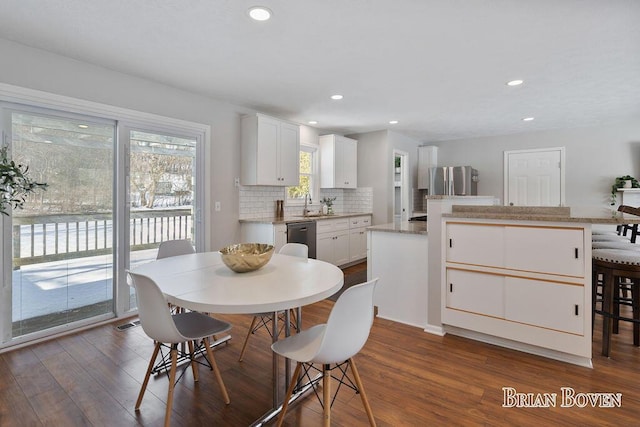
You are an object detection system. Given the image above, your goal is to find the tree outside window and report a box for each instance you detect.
[287,146,316,203]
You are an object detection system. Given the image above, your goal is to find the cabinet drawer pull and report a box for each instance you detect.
[575,304,579,316]
[574,248,579,259]
[449,283,453,292]
[449,238,452,248]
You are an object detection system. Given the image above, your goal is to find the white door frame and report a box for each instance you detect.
[503,147,566,206]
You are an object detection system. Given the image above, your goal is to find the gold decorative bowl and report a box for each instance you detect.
[219,243,275,273]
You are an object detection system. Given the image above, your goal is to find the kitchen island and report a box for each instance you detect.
[366,196,498,332]
[440,205,640,367]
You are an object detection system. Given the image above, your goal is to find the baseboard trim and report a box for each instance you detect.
[444,325,593,368]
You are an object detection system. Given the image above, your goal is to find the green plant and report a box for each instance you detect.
[610,175,640,205]
[320,196,336,207]
[395,157,401,168]
[0,145,48,215]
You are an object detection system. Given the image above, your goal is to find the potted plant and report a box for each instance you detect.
[610,175,640,205]
[320,196,336,215]
[395,157,401,173]
[0,145,48,216]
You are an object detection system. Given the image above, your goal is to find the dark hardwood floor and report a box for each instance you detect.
[2,265,640,426]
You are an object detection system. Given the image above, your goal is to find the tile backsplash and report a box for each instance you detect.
[239,186,373,219]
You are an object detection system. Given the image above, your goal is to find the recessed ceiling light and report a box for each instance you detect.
[308,120,318,125]
[248,6,272,21]
[44,140,52,144]
[507,79,524,86]
[330,94,343,100]
[77,124,89,129]
[522,117,535,121]
[389,120,399,125]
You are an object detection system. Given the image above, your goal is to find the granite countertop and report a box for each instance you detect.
[367,221,427,235]
[239,212,372,225]
[444,205,640,224]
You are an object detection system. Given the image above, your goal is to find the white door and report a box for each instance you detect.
[504,148,564,206]
[393,150,410,221]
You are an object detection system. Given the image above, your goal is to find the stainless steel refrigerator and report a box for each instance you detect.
[429,166,479,195]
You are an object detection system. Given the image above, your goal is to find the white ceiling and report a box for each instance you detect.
[1,0,639,142]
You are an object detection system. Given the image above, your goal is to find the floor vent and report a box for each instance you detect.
[116,319,141,331]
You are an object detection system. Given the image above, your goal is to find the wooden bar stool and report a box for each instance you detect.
[592,249,640,357]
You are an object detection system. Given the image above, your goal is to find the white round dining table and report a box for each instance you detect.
[131,251,344,314]
[131,250,344,426]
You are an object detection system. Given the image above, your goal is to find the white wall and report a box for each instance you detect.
[353,130,389,224]
[352,130,422,224]
[433,121,640,207]
[0,38,251,250]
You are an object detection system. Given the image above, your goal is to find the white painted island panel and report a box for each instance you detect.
[368,226,428,328]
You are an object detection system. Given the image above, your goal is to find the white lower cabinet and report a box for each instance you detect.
[316,215,371,266]
[243,215,372,268]
[348,215,371,262]
[240,223,287,253]
[316,218,350,266]
[273,224,287,252]
[443,219,591,363]
[349,228,367,262]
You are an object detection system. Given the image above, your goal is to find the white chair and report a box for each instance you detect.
[157,239,195,259]
[272,278,378,427]
[156,239,196,314]
[127,271,231,427]
[238,243,308,362]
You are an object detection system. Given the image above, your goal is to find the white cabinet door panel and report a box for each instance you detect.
[279,122,301,185]
[340,137,358,188]
[273,224,287,252]
[505,277,584,335]
[256,116,280,185]
[446,223,504,267]
[446,269,504,318]
[349,228,367,261]
[316,233,333,263]
[334,231,350,266]
[505,227,584,276]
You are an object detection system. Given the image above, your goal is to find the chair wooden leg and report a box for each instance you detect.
[614,280,621,334]
[188,340,199,382]
[204,337,230,404]
[603,271,615,357]
[323,364,331,427]
[136,342,161,410]
[275,362,302,427]
[238,316,259,362]
[633,280,640,346]
[349,357,376,426]
[164,345,179,427]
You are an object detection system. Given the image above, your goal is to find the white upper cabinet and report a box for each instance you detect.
[418,145,437,189]
[319,134,357,189]
[241,114,300,186]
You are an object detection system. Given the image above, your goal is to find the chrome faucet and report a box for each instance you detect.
[303,194,311,216]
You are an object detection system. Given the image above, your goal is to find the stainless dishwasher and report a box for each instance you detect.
[286,221,316,259]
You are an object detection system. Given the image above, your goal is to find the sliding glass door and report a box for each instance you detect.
[7,109,116,338]
[125,129,197,310]
[1,104,205,345]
